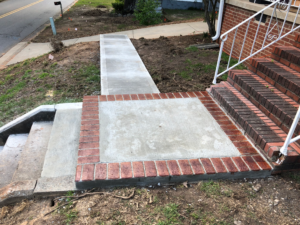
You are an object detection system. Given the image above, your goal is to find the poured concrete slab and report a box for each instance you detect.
[0,134,28,188]
[41,109,81,178]
[100,98,241,163]
[0,180,36,207]
[12,122,53,182]
[7,43,53,65]
[55,102,82,110]
[100,34,159,95]
[0,42,28,68]
[34,175,76,194]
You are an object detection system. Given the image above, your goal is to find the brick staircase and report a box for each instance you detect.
[209,34,300,174]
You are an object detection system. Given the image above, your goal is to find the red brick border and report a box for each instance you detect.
[75,92,272,187]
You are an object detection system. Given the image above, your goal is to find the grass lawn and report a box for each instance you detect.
[0,42,100,127]
[74,0,114,8]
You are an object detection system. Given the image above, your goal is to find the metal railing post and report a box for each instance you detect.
[279,106,300,156]
[213,38,226,84]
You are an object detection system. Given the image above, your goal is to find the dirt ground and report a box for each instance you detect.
[1,172,300,225]
[132,34,235,93]
[32,5,204,43]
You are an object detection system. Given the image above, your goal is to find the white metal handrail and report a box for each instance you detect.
[212,0,300,84]
[261,0,300,7]
[276,106,300,164]
[212,0,225,41]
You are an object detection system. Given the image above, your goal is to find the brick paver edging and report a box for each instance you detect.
[75,92,272,189]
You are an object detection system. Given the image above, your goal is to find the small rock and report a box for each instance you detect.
[252,184,262,192]
[234,221,243,225]
[274,199,280,206]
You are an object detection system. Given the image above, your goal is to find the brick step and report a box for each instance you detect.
[227,70,300,138]
[250,57,300,103]
[210,82,300,171]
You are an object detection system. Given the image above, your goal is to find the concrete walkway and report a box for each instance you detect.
[0,21,209,68]
[101,34,159,95]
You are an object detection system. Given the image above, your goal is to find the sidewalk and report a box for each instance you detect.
[0,21,209,68]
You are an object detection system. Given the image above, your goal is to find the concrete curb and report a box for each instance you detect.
[0,43,29,69]
[0,106,55,145]
[0,103,82,145]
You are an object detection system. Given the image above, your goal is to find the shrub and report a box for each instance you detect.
[134,0,162,25]
[112,0,124,13]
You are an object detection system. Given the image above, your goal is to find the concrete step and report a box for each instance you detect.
[210,82,300,172]
[36,109,81,193]
[227,70,300,138]
[0,134,28,189]
[12,122,53,182]
[250,57,300,103]
[40,108,81,178]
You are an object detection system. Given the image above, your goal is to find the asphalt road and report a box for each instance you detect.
[0,0,76,56]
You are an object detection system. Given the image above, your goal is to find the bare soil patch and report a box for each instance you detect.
[32,6,204,43]
[33,6,142,43]
[132,34,236,93]
[1,173,300,224]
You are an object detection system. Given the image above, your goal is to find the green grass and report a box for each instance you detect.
[186,46,198,52]
[79,64,100,83]
[158,204,181,225]
[179,71,192,80]
[0,81,26,104]
[117,24,127,30]
[0,61,99,128]
[38,72,54,79]
[75,0,114,8]
[200,181,221,197]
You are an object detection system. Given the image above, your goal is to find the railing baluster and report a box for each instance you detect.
[279,106,300,156]
[213,38,226,85]
[279,0,292,39]
[239,20,251,62]
[292,5,300,30]
[262,3,277,48]
[250,12,264,55]
[227,28,238,70]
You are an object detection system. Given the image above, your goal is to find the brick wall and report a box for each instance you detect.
[220,3,300,67]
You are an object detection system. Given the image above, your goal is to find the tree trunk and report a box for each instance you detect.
[203,0,218,37]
